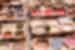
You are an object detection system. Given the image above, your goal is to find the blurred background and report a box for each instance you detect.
[0,0,75,50]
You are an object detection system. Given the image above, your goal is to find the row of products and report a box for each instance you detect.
[31,5,75,17]
[65,6,75,17]
[29,0,75,7]
[31,33,75,50]
[0,0,26,21]
[30,18,75,35]
[30,2,75,50]
[31,8,64,17]
[0,23,26,40]
[0,23,24,30]
[0,31,25,40]
[0,39,27,50]
[0,0,75,20]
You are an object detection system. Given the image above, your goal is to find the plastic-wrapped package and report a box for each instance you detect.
[60,46,68,50]
[31,0,65,17]
[32,38,50,50]
[40,6,46,16]
[30,20,47,35]
[54,8,65,16]
[71,6,75,17]
[49,26,61,34]
[11,40,26,50]
[7,11,15,20]
[42,0,52,7]
[1,24,16,39]
[57,17,73,25]
[51,0,64,8]
[7,24,16,32]
[15,31,25,40]
[31,8,40,17]
[46,19,59,26]
[66,6,73,12]
[29,0,35,7]
[3,31,13,40]
[30,20,45,28]
[8,1,25,20]
[2,24,9,32]
[65,6,75,18]
[16,23,24,30]
[65,6,73,17]
[40,7,64,16]
[9,1,23,11]
[64,0,75,5]
[61,25,73,32]
[64,34,75,49]
[46,20,61,34]
[0,44,12,50]
[29,0,41,7]
[0,8,8,20]
[4,24,16,38]
[64,0,72,5]
[31,27,47,35]
[72,6,75,12]
[49,37,64,50]
[57,17,73,32]
[40,6,54,16]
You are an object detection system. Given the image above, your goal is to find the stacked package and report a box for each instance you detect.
[0,0,28,50]
[30,0,75,50]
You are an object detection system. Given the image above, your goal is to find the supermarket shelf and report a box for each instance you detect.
[30,16,66,20]
[31,31,75,38]
[0,38,25,42]
[0,20,25,23]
